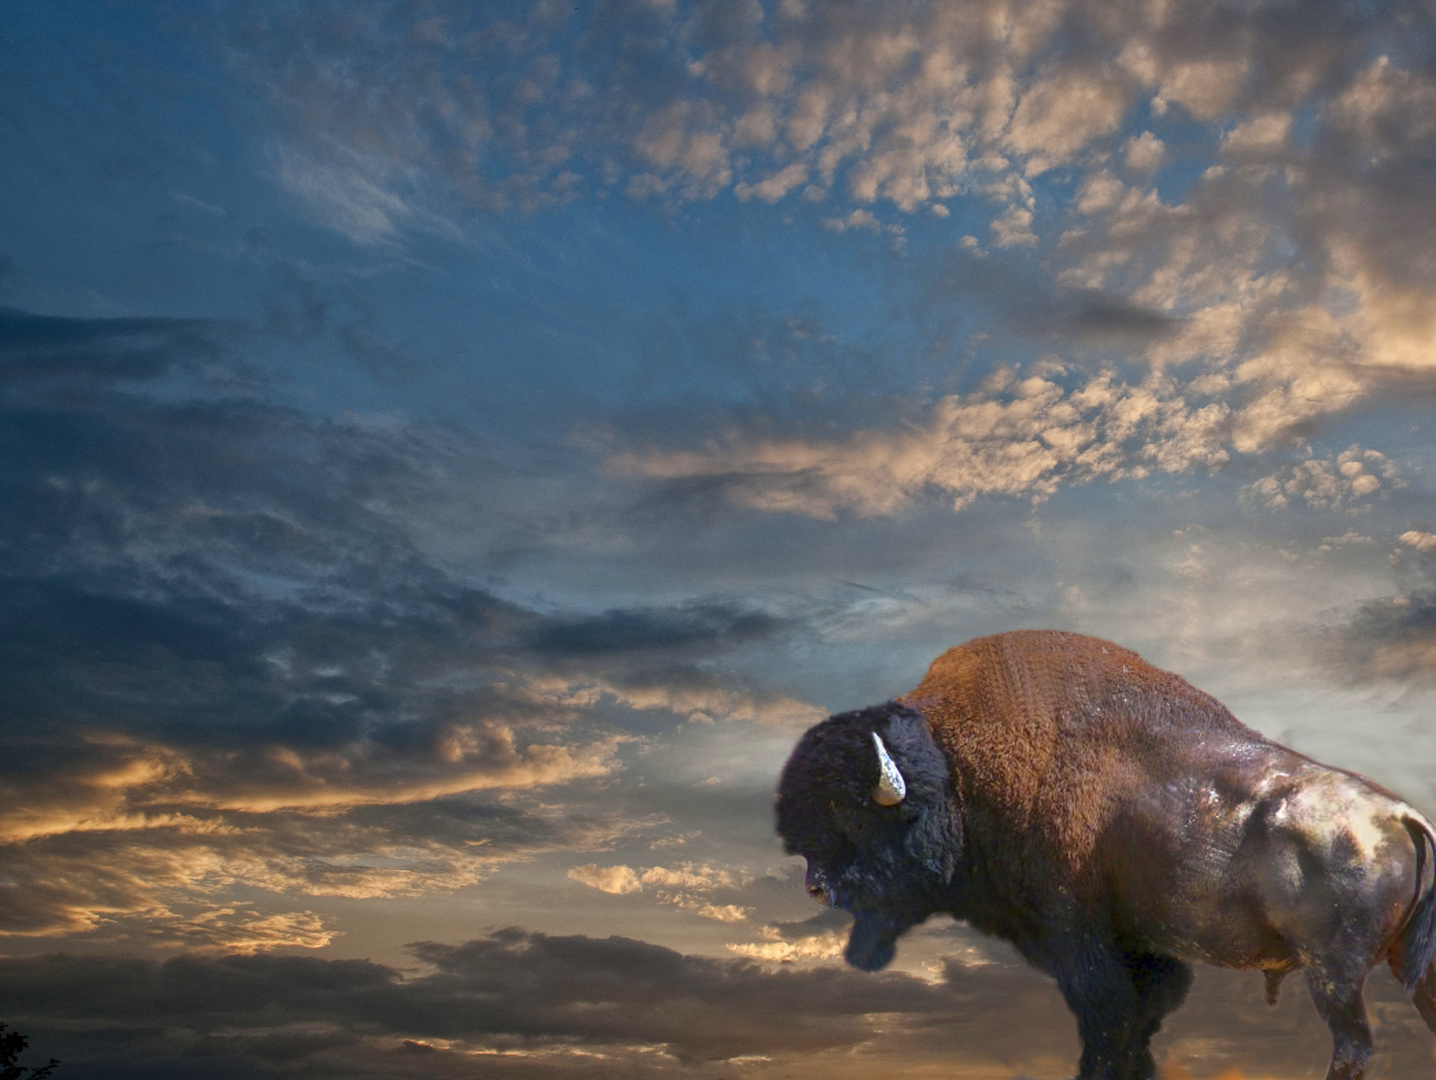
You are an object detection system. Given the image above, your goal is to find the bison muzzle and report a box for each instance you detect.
[776,630,1436,1080]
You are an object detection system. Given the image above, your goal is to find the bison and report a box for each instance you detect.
[776,630,1436,1080]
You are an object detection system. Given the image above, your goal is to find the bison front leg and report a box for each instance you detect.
[1051,943,1192,1080]
[1305,965,1373,1080]
[1121,953,1194,1078]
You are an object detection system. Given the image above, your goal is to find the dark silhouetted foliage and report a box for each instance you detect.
[0,1024,58,1080]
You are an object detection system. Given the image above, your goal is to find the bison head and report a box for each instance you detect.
[775,702,962,971]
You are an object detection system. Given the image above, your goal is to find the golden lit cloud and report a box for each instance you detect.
[1398,530,1436,552]
[608,367,1235,518]
[0,728,622,840]
[568,863,643,895]
[1245,446,1402,510]
[520,674,824,729]
[567,862,754,921]
[727,930,846,962]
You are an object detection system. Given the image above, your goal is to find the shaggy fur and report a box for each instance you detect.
[776,630,1436,1080]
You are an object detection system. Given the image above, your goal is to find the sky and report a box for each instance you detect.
[3,0,1436,1076]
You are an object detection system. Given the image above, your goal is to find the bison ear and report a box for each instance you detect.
[878,713,961,881]
[905,790,962,882]
[871,733,906,806]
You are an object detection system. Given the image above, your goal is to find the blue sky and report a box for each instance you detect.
[4,1,1436,1076]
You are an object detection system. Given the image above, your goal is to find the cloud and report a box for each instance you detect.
[568,862,755,921]
[1006,68,1129,176]
[0,308,819,944]
[267,144,421,245]
[989,203,1037,248]
[0,307,225,383]
[1326,533,1436,687]
[727,909,850,962]
[1336,601,1436,683]
[213,0,1436,486]
[529,601,786,659]
[605,365,1235,518]
[522,671,823,729]
[0,781,654,943]
[2,928,1434,1079]
[1244,446,1402,510]
[734,161,808,203]
[820,208,883,233]
[567,864,642,894]
[206,2,1164,227]
[1123,131,1165,175]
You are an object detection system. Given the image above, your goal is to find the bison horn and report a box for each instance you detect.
[871,732,906,806]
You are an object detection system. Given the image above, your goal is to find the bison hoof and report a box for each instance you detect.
[844,935,895,972]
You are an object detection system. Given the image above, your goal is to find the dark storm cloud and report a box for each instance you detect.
[0,306,224,383]
[1327,591,1436,685]
[0,929,1013,1079]
[2,928,1433,1080]
[925,272,1188,355]
[1050,291,1186,346]
[530,601,785,658]
[1320,540,1436,685]
[0,306,797,742]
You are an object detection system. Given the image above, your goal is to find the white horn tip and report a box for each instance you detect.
[871,731,906,806]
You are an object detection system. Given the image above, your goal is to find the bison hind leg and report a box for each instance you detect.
[1407,962,1436,1033]
[1305,964,1373,1080]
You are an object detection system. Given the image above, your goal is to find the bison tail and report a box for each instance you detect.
[1396,816,1436,1022]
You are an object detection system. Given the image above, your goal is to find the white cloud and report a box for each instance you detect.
[821,208,882,233]
[990,203,1037,248]
[1222,111,1292,155]
[568,863,642,895]
[734,161,808,203]
[1123,130,1165,174]
[1006,69,1128,175]
[1245,447,1402,510]
[268,144,414,245]
[1154,58,1248,121]
[1398,530,1436,552]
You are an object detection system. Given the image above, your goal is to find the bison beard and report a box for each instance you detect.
[775,631,1436,1080]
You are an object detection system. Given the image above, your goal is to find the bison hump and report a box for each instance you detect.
[898,630,1249,863]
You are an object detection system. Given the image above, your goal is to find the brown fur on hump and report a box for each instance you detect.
[899,629,1241,871]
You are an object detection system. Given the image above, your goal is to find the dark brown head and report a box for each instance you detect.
[775,702,962,970]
